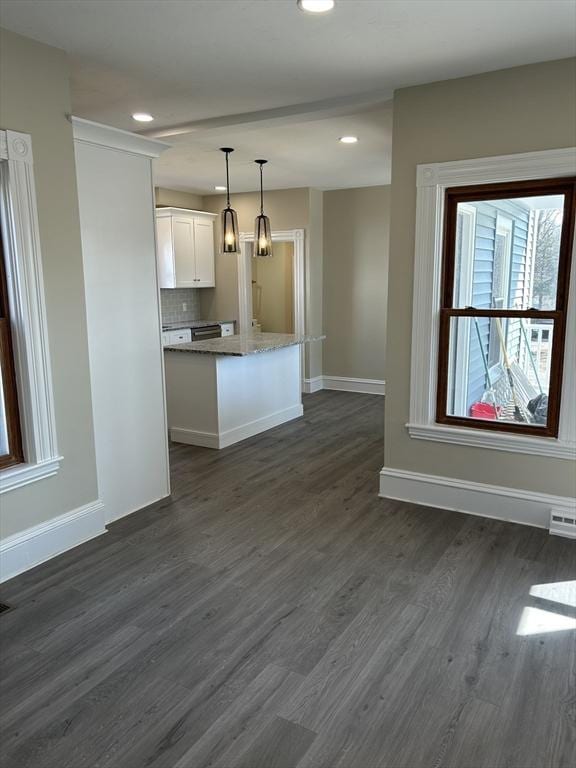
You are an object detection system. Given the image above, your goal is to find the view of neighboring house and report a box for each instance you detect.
[450,194,563,422]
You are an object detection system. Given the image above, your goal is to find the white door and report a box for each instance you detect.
[194,219,215,287]
[173,217,196,287]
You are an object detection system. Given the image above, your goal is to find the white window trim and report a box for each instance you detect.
[408,147,576,460]
[0,130,61,492]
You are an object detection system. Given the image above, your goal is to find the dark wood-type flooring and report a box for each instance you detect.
[1,391,575,768]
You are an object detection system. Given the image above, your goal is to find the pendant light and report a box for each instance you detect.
[253,160,273,258]
[219,148,240,253]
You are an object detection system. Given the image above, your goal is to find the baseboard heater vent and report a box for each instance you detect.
[549,508,576,539]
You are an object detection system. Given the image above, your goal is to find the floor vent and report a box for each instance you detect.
[0,602,13,615]
[549,508,576,539]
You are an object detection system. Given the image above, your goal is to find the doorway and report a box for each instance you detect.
[251,242,295,333]
[238,229,306,382]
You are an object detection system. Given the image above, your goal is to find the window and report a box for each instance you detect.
[0,130,60,493]
[0,227,23,468]
[437,178,575,438]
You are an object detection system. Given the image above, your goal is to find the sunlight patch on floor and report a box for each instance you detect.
[517,606,576,636]
[529,580,576,609]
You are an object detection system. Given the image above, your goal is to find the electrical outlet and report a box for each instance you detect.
[182,302,187,311]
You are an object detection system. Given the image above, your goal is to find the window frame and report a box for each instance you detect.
[408,148,576,460]
[436,177,575,439]
[0,227,24,468]
[450,203,475,416]
[0,130,61,494]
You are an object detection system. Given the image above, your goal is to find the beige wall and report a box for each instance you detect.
[252,242,294,333]
[323,186,389,380]
[155,187,204,210]
[200,187,323,377]
[0,28,98,538]
[385,57,576,497]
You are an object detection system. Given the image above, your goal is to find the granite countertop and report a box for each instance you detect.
[162,320,234,331]
[164,332,325,356]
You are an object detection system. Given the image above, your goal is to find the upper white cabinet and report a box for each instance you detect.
[156,208,217,288]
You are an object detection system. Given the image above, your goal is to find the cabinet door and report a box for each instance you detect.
[156,217,175,288]
[193,219,215,287]
[173,217,197,287]
[171,329,192,344]
[220,322,235,336]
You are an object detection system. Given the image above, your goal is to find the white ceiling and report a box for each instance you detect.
[153,103,393,193]
[1,0,574,193]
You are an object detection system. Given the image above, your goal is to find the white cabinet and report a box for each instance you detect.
[156,208,217,288]
[194,219,216,285]
[220,322,235,337]
[162,329,192,347]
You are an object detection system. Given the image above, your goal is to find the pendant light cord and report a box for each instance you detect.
[225,151,231,207]
[259,163,264,214]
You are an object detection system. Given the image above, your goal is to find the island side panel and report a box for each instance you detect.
[164,350,220,447]
[215,344,303,448]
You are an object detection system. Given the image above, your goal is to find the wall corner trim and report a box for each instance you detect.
[0,499,106,583]
[303,376,324,393]
[379,466,576,530]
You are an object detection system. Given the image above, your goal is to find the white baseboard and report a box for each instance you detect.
[303,376,386,396]
[379,467,576,530]
[171,404,304,449]
[0,499,106,583]
[323,376,386,396]
[170,426,219,449]
[303,376,323,394]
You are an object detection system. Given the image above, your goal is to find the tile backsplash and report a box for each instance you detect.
[160,288,202,325]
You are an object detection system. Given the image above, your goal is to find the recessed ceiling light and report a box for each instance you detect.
[215,186,227,191]
[339,136,358,144]
[132,112,154,122]
[297,0,335,13]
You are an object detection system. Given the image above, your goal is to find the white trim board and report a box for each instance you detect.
[170,404,304,449]
[303,376,385,396]
[379,467,576,531]
[0,500,106,583]
[409,147,576,460]
[323,376,385,396]
[0,130,62,493]
[303,376,324,394]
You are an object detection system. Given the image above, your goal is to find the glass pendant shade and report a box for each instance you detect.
[253,159,273,258]
[221,206,240,253]
[219,147,240,253]
[254,213,272,257]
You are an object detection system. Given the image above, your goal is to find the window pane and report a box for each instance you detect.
[446,315,552,428]
[453,194,565,310]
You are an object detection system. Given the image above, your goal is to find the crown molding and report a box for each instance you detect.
[71,116,170,158]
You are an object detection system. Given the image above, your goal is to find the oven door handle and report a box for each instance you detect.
[193,327,221,339]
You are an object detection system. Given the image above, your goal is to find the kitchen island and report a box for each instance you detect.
[163,332,322,448]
